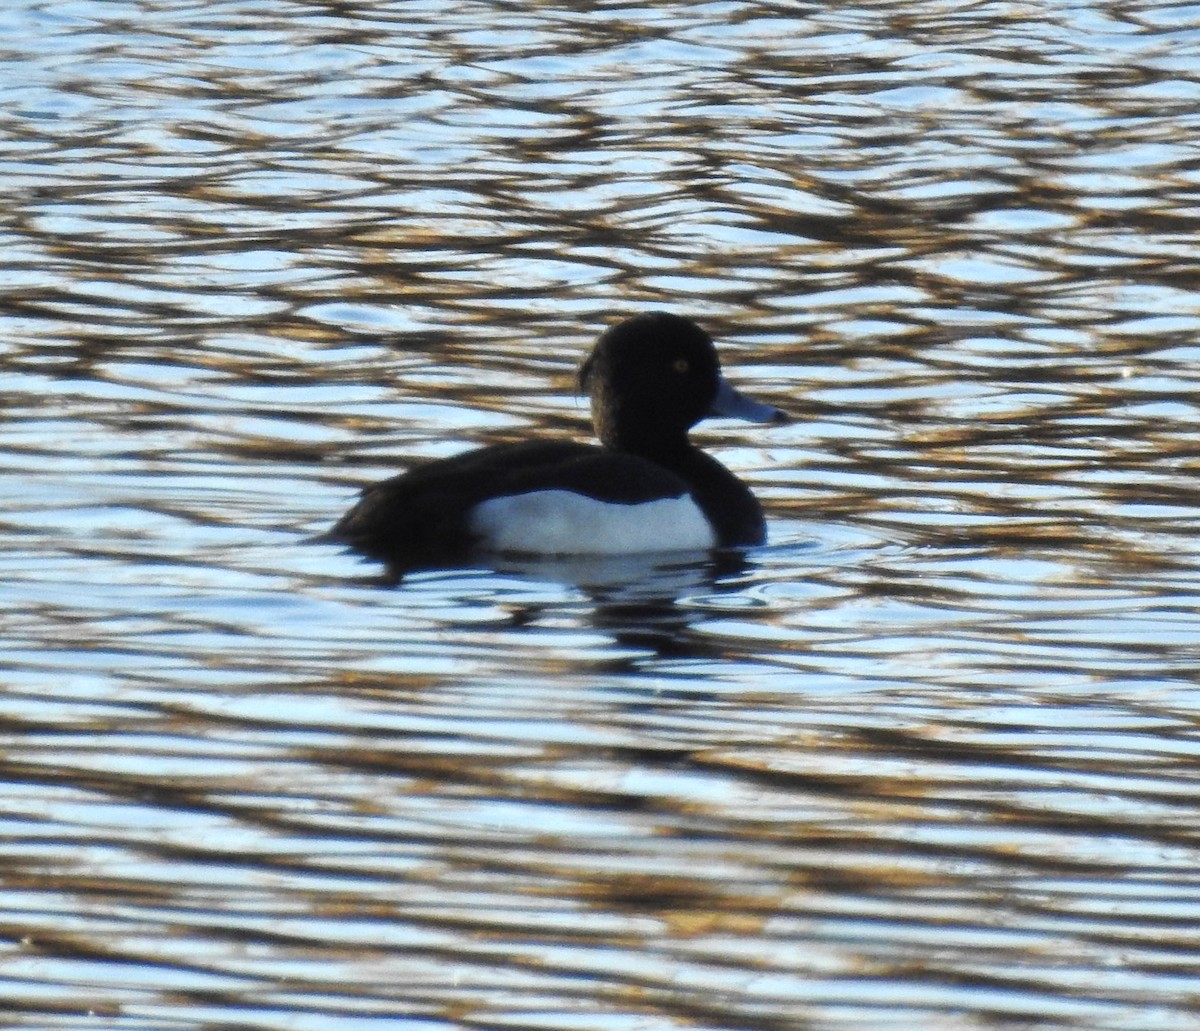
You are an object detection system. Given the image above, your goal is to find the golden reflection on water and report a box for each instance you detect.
[3,1,1200,1029]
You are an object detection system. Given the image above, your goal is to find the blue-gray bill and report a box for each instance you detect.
[709,376,788,424]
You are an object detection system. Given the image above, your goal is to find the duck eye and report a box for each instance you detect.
[673,358,690,373]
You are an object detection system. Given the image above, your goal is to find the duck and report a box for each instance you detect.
[330,312,786,568]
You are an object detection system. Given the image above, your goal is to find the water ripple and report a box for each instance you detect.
[3,1,1200,1029]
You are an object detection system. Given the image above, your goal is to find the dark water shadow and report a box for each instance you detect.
[363,546,758,666]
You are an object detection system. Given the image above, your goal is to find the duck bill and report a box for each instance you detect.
[709,376,787,424]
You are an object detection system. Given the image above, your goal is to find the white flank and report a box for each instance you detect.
[468,489,716,555]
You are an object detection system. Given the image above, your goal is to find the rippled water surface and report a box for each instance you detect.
[5,1,1200,1028]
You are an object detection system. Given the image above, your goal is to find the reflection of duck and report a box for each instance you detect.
[331,312,787,571]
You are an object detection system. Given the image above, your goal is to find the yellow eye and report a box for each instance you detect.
[673,358,690,373]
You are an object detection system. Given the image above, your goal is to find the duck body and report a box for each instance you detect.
[330,312,785,568]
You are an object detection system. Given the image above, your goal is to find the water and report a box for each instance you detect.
[4,1,1200,1028]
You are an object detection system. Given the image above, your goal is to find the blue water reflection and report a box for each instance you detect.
[4,0,1200,1029]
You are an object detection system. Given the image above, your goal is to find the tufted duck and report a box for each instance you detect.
[330,312,786,567]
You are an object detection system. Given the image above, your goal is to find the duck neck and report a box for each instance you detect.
[606,427,693,465]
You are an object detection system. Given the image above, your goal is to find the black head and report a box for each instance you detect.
[579,312,721,452]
